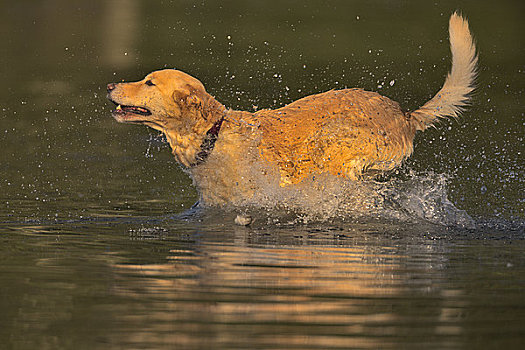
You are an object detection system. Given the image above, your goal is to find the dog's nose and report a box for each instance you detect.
[107,83,117,92]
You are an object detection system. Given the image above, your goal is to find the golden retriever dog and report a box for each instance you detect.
[107,13,477,207]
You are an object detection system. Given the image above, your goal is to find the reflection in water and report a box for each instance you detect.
[2,220,524,349]
[102,0,140,68]
[109,230,456,349]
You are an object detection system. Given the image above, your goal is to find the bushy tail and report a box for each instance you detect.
[410,12,478,131]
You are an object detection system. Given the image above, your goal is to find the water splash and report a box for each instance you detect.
[217,170,475,229]
[380,173,475,228]
[145,133,168,158]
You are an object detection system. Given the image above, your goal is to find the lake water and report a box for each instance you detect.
[1,1,524,349]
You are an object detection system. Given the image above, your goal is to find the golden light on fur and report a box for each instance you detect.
[107,12,477,206]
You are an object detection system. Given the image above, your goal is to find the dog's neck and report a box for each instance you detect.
[190,114,226,166]
[163,95,227,167]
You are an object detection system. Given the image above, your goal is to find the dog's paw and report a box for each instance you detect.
[234,214,252,226]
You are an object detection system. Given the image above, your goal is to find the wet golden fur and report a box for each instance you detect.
[107,13,477,206]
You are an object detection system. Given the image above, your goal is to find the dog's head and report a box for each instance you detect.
[107,69,217,129]
[107,69,226,166]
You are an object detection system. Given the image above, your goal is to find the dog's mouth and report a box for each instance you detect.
[113,104,152,116]
[110,101,152,122]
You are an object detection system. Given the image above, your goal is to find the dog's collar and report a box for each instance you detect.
[191,116,226,166]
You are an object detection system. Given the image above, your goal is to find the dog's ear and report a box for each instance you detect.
[172,84,205,109]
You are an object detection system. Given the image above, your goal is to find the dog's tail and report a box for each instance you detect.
[410,12,478,131]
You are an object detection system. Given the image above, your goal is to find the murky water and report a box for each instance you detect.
[1,1,524,349]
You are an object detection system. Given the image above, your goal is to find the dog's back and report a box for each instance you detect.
[256,89,417,185]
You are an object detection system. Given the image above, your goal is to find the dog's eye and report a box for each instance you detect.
[145,80,155,86]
